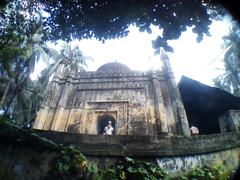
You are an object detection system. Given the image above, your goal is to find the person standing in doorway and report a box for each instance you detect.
[103,121,114,135]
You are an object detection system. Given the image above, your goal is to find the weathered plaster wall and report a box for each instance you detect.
[0,144,56,180]
[2,131,239,179]
[0,120,58,180]
[1,120,240,179]
[157,148,240,176]
[219,110,240,133]
[38,130,240,157]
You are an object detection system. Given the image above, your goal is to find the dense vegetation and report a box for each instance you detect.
[1,0,211,52]
[0,0,232,53]
[41,0,214,53]
[0,35,88,126]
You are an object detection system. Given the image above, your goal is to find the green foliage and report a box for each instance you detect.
[171,163,233,180]
[40,0,213,52]
[1,0,235,54]
[1,0,218,52]
[52,145,89,179]
[98,157,167,180]
[214,23,240,97]
[1,0,43,41]
[44,42,90,79]
[0,0,7,9]
[0,116,57,150]
[0,37,90,128]
[0,29,27,77]
[0,1,47,126]
[0,8,90,126]
[86,157,233,180]
[0,117,92,179]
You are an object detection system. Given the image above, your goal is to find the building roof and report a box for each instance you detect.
[178,76,240,134]
[97,62,131,73]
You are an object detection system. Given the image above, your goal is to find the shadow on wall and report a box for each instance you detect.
[67,121,81,133]
[178,76,240,135]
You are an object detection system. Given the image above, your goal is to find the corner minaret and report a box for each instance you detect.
[160,51,190,136]
[33,59,70,130]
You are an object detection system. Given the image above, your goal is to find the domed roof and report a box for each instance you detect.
[97,62,131,73]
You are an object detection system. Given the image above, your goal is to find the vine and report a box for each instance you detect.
[97,157,167,180]
[50,146,234,180]
[49,145,95,180]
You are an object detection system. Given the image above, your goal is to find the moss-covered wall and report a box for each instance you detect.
[0,118,240,179]
[0,144,57,180]
[0,118,89,180]
[157,148,240,176]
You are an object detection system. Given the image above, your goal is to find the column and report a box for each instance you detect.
[151,72,168,135]
[161,51,190,136]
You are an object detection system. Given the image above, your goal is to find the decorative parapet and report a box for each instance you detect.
[51,71,166,85]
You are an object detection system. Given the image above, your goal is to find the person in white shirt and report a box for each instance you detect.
[190,126,199,135]
[103,121,114,135]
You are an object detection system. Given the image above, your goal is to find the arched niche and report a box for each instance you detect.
[97,114,116,134]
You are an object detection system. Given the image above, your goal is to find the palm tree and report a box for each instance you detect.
[0,3,59,125]
[0,56,32,124]
[214,23,240,96]
[27,42,92,127]
[0,28,56,125]
[44,42,92,79]
[0,33,91,126]
[25,25,60,74]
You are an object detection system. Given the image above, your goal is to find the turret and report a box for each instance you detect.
[160,50,190,136]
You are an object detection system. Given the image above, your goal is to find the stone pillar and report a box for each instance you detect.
[160,51,190,136]
[151,72,168,135]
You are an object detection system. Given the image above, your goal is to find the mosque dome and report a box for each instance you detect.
[97,62,131,73]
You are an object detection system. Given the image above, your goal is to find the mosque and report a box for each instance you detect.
[33,52,240,137]
[33,53,191,136]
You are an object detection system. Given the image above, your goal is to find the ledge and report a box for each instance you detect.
[37,130,240,157]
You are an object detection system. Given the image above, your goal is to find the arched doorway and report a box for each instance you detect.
[97,115,116,134]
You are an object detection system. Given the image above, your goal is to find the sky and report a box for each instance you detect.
[31,18,231,86]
